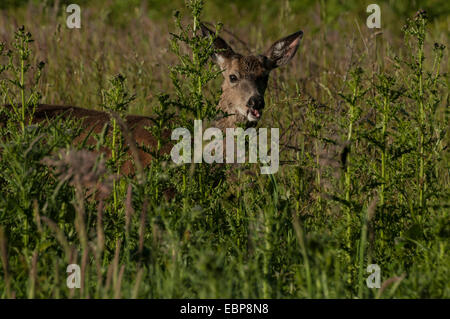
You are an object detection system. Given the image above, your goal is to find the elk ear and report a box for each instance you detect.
[200,23,235,69]
[264,30,303,69]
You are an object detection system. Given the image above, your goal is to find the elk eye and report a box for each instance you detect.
[229,74,238,83]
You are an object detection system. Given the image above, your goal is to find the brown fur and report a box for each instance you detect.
[24,104,171,175]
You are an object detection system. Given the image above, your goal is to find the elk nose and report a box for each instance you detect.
[247,95,265,110]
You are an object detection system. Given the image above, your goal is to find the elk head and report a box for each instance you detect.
[201,24,303,128]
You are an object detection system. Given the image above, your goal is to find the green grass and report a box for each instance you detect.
[0,0,448,298]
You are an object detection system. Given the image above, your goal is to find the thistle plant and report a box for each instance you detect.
[338,66,366,275]
[101,74,135,212]
[398,10,446,213]
[341,67,365,204]
[371,74,403,211]
[167,0,224,195]
[169,0,222,123]
[0,26,44,132]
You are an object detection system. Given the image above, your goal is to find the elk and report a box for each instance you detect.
[1,25,303,174]
[200,25,303,130]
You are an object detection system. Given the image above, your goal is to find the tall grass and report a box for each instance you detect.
[0,1,448,298]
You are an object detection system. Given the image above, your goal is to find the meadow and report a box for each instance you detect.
[0,0,448,298]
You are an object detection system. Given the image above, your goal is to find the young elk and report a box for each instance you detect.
[3,25,303,173]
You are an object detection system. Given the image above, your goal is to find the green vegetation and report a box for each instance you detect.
[0,0,448,298]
